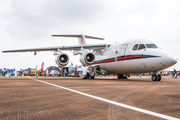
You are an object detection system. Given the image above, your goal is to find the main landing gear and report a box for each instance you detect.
[151,72,161,81]
[83,67,95,79]
[83,72,95,79]
[117,74,127,79]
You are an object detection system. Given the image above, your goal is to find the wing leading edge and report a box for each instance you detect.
[2,44,107,53]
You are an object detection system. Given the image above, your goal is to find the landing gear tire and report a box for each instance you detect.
[117,74,127,79]
[83,72,90,79]
[91,76,95,79]
[152,74,161,81]
[117,74,122,79]
[157,75,161,81]
[152,75,157,81]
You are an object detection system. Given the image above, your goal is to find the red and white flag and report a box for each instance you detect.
[41,62,44,74]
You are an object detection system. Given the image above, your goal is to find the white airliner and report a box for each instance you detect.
[2,34,177,81]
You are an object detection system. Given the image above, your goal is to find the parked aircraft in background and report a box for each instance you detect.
[2,34,177,81]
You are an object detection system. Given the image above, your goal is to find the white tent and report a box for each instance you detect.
[77,66,84,72]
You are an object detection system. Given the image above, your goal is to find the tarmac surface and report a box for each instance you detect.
[0,76,180,120]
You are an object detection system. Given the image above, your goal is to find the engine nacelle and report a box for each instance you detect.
[55,53,69,67]
[80,52,95,66]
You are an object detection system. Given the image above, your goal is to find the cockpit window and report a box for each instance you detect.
[146,44,157,48]
[138,44,146,50]
[132,44,138,50]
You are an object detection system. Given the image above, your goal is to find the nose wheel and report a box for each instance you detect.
[152,74,161,81]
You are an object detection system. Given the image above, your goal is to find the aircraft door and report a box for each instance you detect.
[120,44,128,56]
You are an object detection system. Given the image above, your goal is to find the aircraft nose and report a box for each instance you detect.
[161,52,177,68]
[167,56,177,65]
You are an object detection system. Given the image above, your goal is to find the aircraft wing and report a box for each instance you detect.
[2,44,107,53]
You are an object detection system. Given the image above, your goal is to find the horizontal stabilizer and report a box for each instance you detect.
[52,34,104,40]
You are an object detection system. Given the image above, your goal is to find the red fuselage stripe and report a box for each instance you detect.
[118,56,142,60]
[93,58,115,64]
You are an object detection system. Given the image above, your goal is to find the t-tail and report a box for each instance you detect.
[78,34,86,45]
[52,34,104,45]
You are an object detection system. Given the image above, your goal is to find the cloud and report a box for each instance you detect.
[6,0,109,41]
[0,0,180,70]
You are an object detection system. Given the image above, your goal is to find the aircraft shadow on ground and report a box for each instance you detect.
[36,77,154,82]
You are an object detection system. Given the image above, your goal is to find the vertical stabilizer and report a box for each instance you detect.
[78,34,86,45]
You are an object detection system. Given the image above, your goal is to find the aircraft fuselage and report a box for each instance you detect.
[93,39,177,75]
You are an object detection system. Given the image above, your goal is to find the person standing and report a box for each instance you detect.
[172,68,177,78]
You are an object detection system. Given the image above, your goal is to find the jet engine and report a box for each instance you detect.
[80,52,95,66]
[55,53,69,67]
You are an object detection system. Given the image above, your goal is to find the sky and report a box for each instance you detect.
[0,0,180,71]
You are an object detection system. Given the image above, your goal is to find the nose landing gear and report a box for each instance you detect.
[151,72,161,81]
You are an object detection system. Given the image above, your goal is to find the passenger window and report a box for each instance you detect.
[138,44,146,50]
[132,44,138,50]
